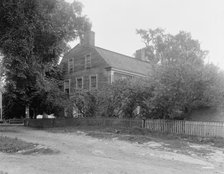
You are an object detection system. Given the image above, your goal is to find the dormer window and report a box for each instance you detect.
[85,54,91,69]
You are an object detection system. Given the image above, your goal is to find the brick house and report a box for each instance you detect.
[60,31,152,95]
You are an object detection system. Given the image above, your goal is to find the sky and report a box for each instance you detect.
[66,0,224,69]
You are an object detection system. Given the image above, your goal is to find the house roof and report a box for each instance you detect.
[60,44,152,76]
[95,47,151,76]
[60,44,81,64]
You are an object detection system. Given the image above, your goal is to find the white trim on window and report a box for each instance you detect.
[68,57,74,73]
[64,79,70,94]
[89,74,98,89]
[110,70,114,83]
[111,68,146,78]
[76,77,83,89]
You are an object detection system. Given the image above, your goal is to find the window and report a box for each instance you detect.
[68,58,73,73]
[90,75,97,89]
[113,72,132,82]
[85,54,91,69]
[64,80,70,94]
[76,77,83,89]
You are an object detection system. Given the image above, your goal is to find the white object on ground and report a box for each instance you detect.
[36,115,43,119]
[36,114,55,119]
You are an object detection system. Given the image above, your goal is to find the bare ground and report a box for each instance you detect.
[0,126,224,174]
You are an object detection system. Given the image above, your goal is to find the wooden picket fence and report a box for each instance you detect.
[144,119,224,138]
[0,119,24,125]
[25,117,224,138]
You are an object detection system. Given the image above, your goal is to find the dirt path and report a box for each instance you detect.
[0,126,223,174]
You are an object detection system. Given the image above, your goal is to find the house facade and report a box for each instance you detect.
[60,31,152,95]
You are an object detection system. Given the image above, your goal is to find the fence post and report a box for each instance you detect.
[142,117,146,128]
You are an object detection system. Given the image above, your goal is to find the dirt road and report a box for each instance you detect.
[0,126,223,174]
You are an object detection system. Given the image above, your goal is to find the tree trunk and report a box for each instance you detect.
[25,105,30,118]
[33,109,36,119]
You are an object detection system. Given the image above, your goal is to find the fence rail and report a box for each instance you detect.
[25,118,224,138]
[0,119,24,125]
[144,119,224,138]
[25,118,143,129]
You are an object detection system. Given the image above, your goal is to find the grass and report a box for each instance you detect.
[0,126,58,155]
[0,136,36,153]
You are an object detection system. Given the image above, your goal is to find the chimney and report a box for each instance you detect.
[135,48,148,61]
[80,30,95,46]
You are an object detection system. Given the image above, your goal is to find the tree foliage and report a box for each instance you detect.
[96,79,154,118]
[136,28,207,65]
[70,79,154,119]
[0,0,91,118]
[69,89,98,118]
[136,28,224,119]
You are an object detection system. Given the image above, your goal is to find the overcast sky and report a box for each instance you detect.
[66,0,224,69]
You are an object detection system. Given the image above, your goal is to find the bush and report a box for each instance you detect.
[69,89,98,117]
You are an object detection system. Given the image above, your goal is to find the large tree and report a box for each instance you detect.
[137,28,224,119]
[136,28,207,65]
[0,0,91,118]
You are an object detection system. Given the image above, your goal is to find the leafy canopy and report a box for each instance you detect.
[0,0,91,118]
[136,28,207,65]
[137,28,224,118]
